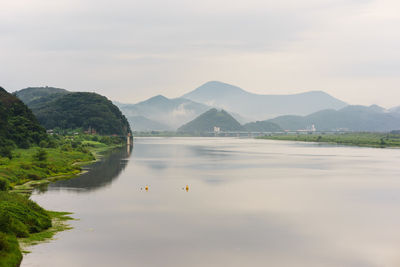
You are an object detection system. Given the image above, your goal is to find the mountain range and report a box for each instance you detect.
[182,81,348,120]
[117,81,348,131]
[12,82,400,133]
[267,105,400,132]
[177,104,400,133]
[115,95,210,131]
[178,108,283,133]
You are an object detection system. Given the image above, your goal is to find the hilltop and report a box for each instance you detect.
[15,87,131,135]
[15,86,69,106]
[178,108,243,133]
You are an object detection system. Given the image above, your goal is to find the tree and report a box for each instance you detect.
[33,148,48,161]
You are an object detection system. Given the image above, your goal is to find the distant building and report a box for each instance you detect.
[84,126,97,135]
[311,124,316,132]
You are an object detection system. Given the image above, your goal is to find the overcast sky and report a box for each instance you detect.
[1,0,399,107]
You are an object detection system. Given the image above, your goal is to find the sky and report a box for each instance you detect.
[0,0,399,107]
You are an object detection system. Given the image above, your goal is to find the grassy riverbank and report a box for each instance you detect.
[0,134,125,266]
[0,192,50,267]
[257,132,400,148]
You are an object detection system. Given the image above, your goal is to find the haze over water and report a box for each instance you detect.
[22,138,400,267]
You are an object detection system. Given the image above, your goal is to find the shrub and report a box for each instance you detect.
[20,163,32,170]
[39,140,48,148]
[0,232,10,251]
[33,148,48,161]
[0,147,12,160]
[0,192,52,236]
[0,179,10,191]
[27,174,41,180]
[61,144,72,152]
[0,232,22,267]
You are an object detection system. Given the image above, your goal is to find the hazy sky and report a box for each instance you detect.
[1,0,399,107]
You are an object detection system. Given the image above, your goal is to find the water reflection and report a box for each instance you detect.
[22,138,400,267]
[43,145,132,192]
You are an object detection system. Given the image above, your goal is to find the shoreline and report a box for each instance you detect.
[13,144,125,265]
[11,143,123,195]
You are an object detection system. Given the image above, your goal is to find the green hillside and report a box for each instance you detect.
[178,108,243,133]
[32,92,131,135]
[15,87,131,135]
[0,87,47,152]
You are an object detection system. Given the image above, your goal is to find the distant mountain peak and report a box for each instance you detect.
[149,94,168,100]
[133,94,171,107]
[183,81,248,98]
[182,81,347,120]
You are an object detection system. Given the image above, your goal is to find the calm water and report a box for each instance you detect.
[22,138,400,267]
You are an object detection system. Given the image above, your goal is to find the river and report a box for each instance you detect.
[21,137,400,267]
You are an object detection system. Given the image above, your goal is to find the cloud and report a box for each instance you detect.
[0,0,399,107]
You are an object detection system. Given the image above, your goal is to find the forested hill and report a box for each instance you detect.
[0,87,47,151]
[178,108,243,132]
[30,92,131,135]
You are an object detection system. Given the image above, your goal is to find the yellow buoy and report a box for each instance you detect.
[185,185,189,192]
[145,186,149,191]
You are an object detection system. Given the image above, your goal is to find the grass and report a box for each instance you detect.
[257,132,400,148]
[0,192,51,238]
[19,211,74,251]
[0,147,94,188]
[1,139,123,195]
[0,192,75,265]
[0,233,21,267]
[0,134,125,266]
[0,191,51,266]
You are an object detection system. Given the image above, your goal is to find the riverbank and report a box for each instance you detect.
[0,135,125,266]
[10,142,123,195]
[257,132,400,148]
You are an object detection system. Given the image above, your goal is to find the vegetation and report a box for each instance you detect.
[0,133,124,266]
[19,211,73,249]
[0,86,128,266]
[0,191,51,267]
[0,232,21,267]
[178,108,243,133]
[15,87,131,135]
[0,135,125,189]
[33,92,131,135]
[257,132,400,148]
[0,87,48,154]
[14,86,68,108]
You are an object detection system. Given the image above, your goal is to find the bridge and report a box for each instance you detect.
[205,130,352,137]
